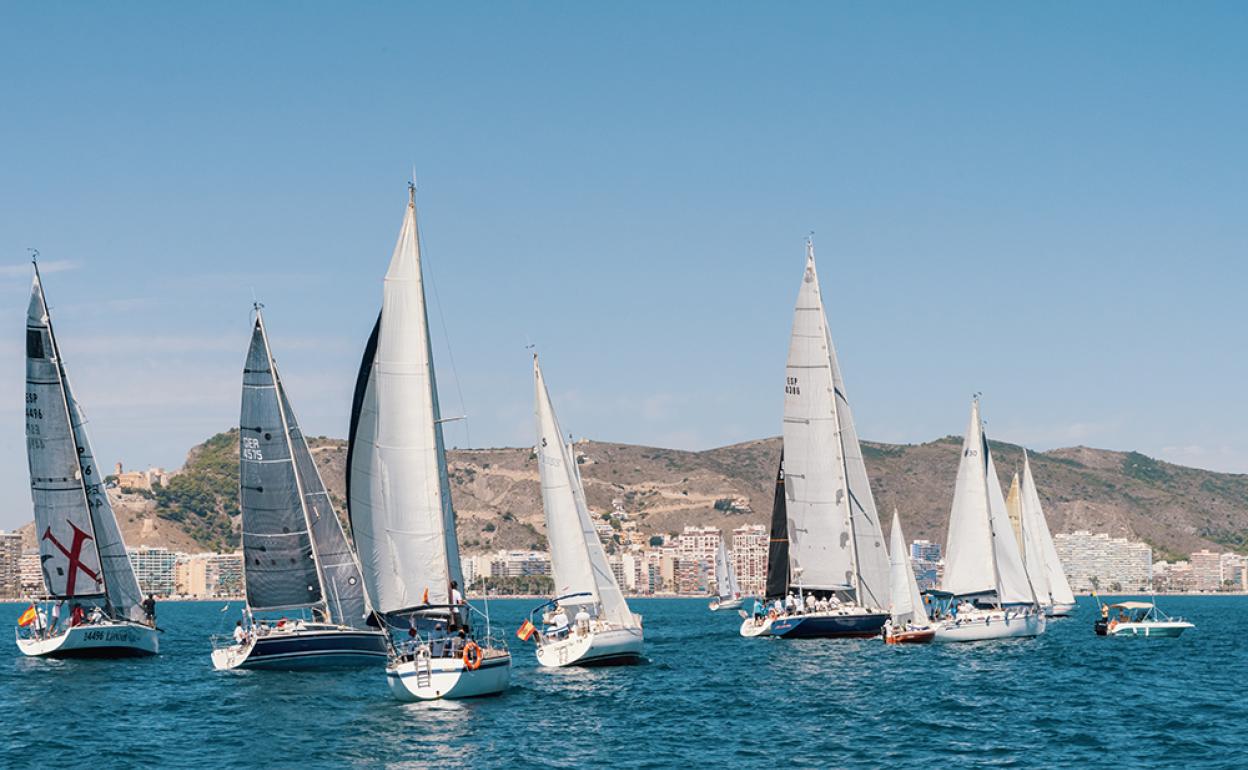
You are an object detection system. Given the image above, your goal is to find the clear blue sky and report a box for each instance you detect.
[2,2,1246,529]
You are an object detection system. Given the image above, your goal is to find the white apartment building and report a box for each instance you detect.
[1052,530,1152,592]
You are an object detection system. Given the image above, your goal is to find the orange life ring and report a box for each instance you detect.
[462,640,482,670]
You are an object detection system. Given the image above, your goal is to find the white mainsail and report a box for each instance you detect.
[781,239,889,608]
[888,510,929,627]
[1021,452,1075,607]
[534,356,635,628]
[25,270,143,619]
[713,536,740,599]
[942,399,1037,606]
[348,190,463,616]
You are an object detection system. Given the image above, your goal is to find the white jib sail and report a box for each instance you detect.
[1022,452,1075,606]
[888,510,929,627]
[941,399,997,597]
[713,536,740,599]
[534,356,635,628]
[986,447,1037,606]
[783,239,889,599]
[348,193,463,615]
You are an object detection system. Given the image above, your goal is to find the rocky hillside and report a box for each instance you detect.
[23,431,1248,560]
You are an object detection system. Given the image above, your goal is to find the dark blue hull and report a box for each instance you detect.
[770,612,889,639]
[235,629,388,670]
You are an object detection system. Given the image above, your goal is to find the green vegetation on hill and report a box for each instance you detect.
[154,430,239,551]
[468,574,553,595]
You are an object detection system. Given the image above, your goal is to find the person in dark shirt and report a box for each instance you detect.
[142,594,156,626]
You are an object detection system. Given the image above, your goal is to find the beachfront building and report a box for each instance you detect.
[0,531,23,598]
[127,546,179,596]
[1189,549,1223,592]
[18,550,42,596]
[174,552,245,598]
[732,524,767,596]
[674,526,721,594]
[909,540,943,590]
[1052,530,1152,593]
[1221,553,1248,591]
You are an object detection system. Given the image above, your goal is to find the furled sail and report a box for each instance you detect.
[781,240,888,608]
[534,355,635,628]
[1021,452,1075,607]
[888,510,929,627]
[764,455,789,601]
[348,191,463,617]
[239,318,322,611]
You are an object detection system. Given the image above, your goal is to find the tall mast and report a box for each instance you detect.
[254,306,329,617]
[977,403,1005,609]
[32,258,108,599]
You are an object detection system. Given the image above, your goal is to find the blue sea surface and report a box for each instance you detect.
[1,596,1245,768]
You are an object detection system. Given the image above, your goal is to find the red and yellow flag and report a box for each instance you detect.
[516,619,536,641]
[421,587,430,605]
[17,604,37,627]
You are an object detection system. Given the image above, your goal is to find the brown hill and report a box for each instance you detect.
[21,432,1248,561]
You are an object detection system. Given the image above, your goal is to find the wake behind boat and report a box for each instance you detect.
[348,186,510,700]
[520,356,643,668]
[16,263,158,659]
[739,239,890,640]
[928,399,1046,643]
[211,308,386,671]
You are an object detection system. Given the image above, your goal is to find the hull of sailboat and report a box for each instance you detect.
[932,611,1046,643]
[211,626,388,671]
[740,610,888,639]
[1107,620,1193,638]
[709,597,745,612]
[1045,602,1076,618]
[386,649,511,701]
[535,626,643,668]
[16,621,159,658]
[885,628,936,645]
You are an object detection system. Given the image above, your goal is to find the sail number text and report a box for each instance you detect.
[785,376,800,395]
[242,436,264,461]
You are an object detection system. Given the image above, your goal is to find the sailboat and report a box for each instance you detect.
[884,510,934,644]
[739,239,891,640]
[348,186,510,700]
[16,264,159,657]
[929,399,1046,642]
[1019,451,1076,617]
[525,355,643,667]
[708,534,744,611]
[211,308,387,671]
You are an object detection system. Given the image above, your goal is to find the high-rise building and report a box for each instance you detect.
[732,524,767,596]
[0,531,23,598]
[175,552,245,598]
[127,546,179,596]
[909,540,942,591]
[676,526,720,594]
[19,550,43,596]
[1052,531,1152,593]
[1221,553,1248,591]
[910,540,941,562]
[1189,550,1222,592]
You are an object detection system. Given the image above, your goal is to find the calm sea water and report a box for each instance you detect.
[1,596,1245,768]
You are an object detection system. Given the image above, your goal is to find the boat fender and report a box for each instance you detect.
[462,640,482,670]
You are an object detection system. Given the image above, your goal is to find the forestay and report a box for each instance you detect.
[1021,452,1075,606]
[240,319,322,612]
[888,511,929,627]
[348,193,464,617]
[534,356,635,628]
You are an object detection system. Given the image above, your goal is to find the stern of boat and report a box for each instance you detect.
[387,648,511,701]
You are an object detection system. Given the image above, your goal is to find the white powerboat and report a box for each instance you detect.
[1097,601,1194,638]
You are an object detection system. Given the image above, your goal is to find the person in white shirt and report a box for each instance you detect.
[233,621,247,646]
[50,600,62,633]
[574,607,591,634]
[785,594,798,614]
[805,594,817,612]
[550,607,570,639]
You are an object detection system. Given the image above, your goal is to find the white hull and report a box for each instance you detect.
[1045,602,1076,618]
[932,610,1046,643]
[387,649,511,701]
[535,625,643,668]
[16,621,159,658]
[739,616,774,637]
[1108,620,1193,638]
[709,597,745,612]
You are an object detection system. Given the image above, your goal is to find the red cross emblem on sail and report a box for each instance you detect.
[42,522,101,596]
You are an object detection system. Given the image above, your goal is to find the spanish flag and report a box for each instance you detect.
[421,587,430,605]
[516,619,536,641]
[17,604,37,627]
